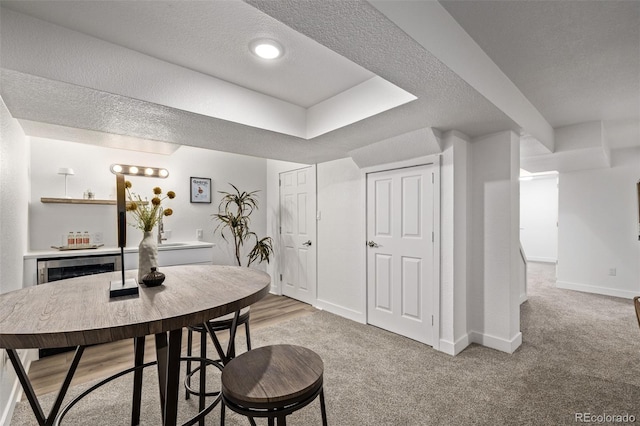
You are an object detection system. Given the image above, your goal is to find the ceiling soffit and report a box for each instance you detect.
[0,5,416,140]
[241,1,520,139]
[1,2,520,164]
[0,0,372,108]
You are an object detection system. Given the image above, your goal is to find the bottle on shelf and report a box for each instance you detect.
[83,231,91,248]
[75,232,83,248]
[67,231,76,249]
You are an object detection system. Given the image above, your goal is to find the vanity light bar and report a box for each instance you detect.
[110,164,169,178]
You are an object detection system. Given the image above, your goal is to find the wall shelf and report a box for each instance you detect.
[41,197,116,205]
[41,197,148,206]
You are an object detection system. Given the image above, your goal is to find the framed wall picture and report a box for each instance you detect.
[190,177,211,203]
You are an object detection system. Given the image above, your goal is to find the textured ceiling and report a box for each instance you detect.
[1,0,638,165]
[1,0,374,108]
[440,0,640,130]
[0,1,517,164]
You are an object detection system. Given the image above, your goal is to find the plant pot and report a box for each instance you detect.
[138,231,158,282]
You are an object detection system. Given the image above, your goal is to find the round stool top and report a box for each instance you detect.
[222,344,324,408]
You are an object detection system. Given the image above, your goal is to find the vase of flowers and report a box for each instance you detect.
[125,181,175,282]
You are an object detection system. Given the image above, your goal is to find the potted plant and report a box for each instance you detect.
[212,184,273,267]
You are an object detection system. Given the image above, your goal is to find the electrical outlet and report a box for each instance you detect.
[196,229,203,241]
[93,232,104,244]
[608,268,617,276]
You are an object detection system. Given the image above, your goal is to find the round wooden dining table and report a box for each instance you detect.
[0,264,271,426]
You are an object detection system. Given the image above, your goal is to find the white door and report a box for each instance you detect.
[366,165,435,345]
[280,167,317,305]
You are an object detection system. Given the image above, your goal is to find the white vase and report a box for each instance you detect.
[138,231,158,282]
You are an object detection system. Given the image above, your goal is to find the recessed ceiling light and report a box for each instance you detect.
[250,39,284,60]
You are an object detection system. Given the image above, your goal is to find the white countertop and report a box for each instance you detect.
[24,241,214,259]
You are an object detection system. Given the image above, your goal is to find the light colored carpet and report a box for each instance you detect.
[11,262,640,425]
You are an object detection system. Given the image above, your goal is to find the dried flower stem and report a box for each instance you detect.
[125,181,175,232]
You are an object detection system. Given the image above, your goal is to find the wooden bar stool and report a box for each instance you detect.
[221,344,328,426]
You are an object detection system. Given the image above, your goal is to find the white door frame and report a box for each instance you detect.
[361,155,441,350]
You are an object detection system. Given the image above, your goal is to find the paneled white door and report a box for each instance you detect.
[280,167,317,305]
[366,165,435,345]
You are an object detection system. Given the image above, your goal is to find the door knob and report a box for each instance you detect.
[302,240,312,247]
[367,241,379,248]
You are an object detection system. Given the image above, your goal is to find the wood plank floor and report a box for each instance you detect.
[27,294,317,396]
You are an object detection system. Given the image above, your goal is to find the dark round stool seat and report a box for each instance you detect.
[221,344,328,425]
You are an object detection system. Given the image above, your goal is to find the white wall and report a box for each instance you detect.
[0,97,32,426]
[0,99,28,292]
[316,158,367,322]
[266,157,368,321]
[520,176,558,263]
[468,131,522,354]
[28,138,268,267]
[557,147,640,298]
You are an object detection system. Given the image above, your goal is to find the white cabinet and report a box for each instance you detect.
[123,245,213,270]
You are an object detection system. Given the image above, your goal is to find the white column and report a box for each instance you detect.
[439,130,471,355]
[468,130,521,353]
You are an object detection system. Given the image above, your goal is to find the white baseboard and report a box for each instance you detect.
[314,299,366,324]
[520,292,528,304]
[526,257,557,263]
[269,285,281,295]
[0,349,37,426]
[469,331,522,354]
[439,334,470,356]
[556,281,637,299]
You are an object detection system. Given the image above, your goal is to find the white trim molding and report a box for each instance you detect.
[314,299,366,324]
[469,331,523,354]
[526,257,557,264]
[439,334,470,356]
[556,281,638,300]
